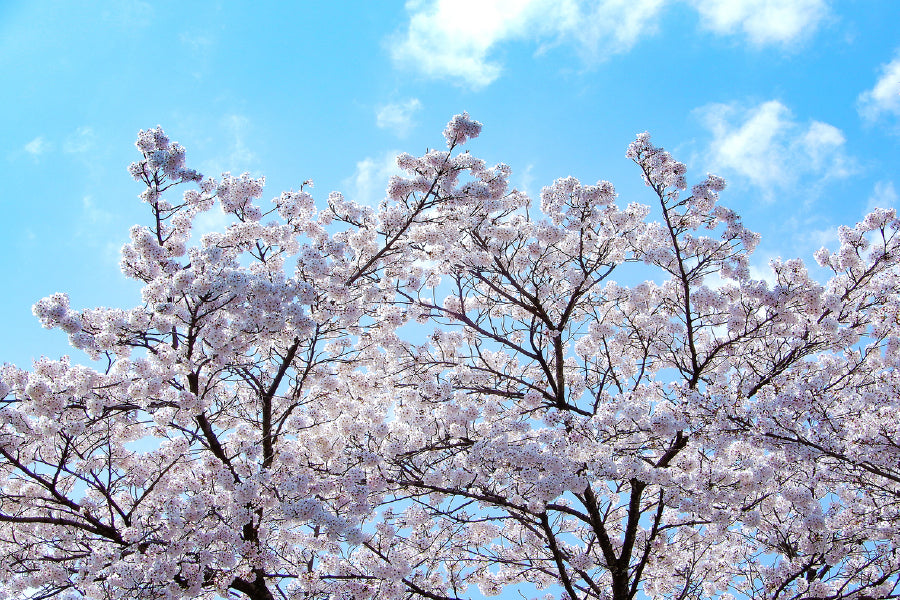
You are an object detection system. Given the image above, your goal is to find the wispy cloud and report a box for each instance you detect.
[24,136,51,157]
[545,0,666,60]
[225,115,256,167]
[79,195,112,228]
[199,114,258,176]
[857,51,900,122]
[688,0,828,46]
[22,127,95,160]
[517,164,535,197]
[179,31,216,80]
[192,209,236,241]
[376,99,423,137]
[63,127,96,154]
[865,181,898,214]
[391,0,826,89]
[100,0,154,29]
[695,100,853,200]
[342,150,405,207]
[76,196,121,264]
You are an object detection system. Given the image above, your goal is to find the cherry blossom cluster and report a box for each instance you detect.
[442,111,482,147]
[128,126,202,192]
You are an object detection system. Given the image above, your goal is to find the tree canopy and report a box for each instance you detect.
[2,115,899,600]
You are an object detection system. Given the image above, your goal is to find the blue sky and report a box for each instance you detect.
[2,0,899,367]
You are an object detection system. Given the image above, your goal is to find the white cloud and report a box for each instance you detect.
[63,127,96,154]
[546,0,666,59]
[857,52,900,122]
[689,0,828,45]
[376,99,423,136]
[343,151,405,207]
[391,0,665,89]
[24,136,50,157]
[698,101,793,189]
[391,0,825,88]
[799,121,852,177]
[865,181,898,214]
[696,100,853,199]
[391,0,537,89]
[22,128,96,160]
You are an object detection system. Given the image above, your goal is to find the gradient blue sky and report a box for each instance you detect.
[2,0,900,368]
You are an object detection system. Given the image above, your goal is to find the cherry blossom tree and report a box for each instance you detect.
[1,115,899,600]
